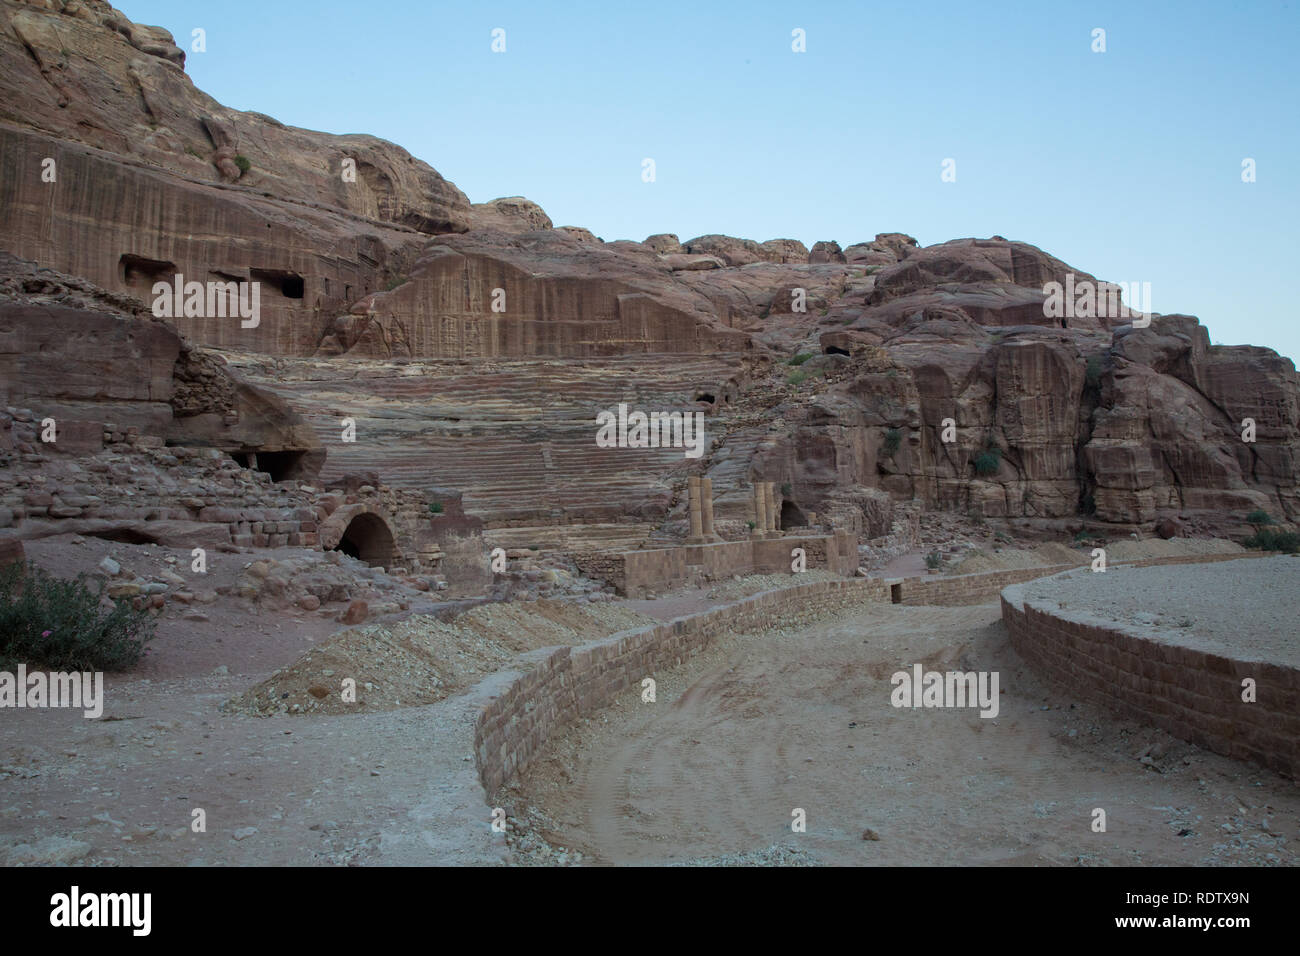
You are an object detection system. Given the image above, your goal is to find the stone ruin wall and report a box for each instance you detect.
[473,553,1293,796]
[1002,563,1298,780]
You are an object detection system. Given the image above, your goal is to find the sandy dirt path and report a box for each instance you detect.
[513,602,1299,866]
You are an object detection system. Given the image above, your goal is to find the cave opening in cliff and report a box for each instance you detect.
[695,392,716,404]
[332,513,397,568]
[228,450,309,482]
[824,346,851,357]
[780,501,807,529]
[249,268,305,299]
[119,254,177,289]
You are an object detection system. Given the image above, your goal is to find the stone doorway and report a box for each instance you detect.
[333,512,397,568]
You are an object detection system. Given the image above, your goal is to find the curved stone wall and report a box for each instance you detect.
[469,577,888,793]
[467,551,1288,798]
[1002,573,1299,780]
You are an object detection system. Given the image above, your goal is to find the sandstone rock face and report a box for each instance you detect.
[554,226,600,244]
[0,0,469,233]
[470,196,553,234]
[810,241,846,264]
[0,0,1294,550]
[0,0,473,356]
[682,234,763,266]
[644,234,683,255]
[0,254,323,472]
[321,230,753,359]
[758,239,810,264]
[844,233,918,266]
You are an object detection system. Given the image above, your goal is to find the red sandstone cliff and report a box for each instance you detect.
[0,0,1295,547]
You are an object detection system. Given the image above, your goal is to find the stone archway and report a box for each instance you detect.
[319,505,400,568]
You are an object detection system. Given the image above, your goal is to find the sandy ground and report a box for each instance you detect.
[1019,555,1300,667]
[0,534,508,866]
[4,534,1293,867]
[506,601,1300,866]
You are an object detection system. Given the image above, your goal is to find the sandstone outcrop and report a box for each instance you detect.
[0,253,324,474]
[0,0,1294,557]
[470,197,553,234]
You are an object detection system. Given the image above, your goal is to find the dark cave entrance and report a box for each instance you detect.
[249,268,305,299]
[119,254,177,290]
[332,513,397,568]
[229,450,309,483]
[780,500,807,529]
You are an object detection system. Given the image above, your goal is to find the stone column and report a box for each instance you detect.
[687,476,704,542]
[753,482,767,537]
[766,482,780,533]
[700,477,717,540]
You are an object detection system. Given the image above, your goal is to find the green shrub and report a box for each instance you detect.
[787,369,809,386]
[1246,509,1273,525]
[0,563,155,671]
[1243,528,1300,553]
[974,447,1001,476]
[786,353,813,366]
[780,482,792,497]
[924,551,943,570]
[233,154,251,174]
[384,276,409,292]
[428,501,444,515]
[883,427,902,457]
[746,520,757,530]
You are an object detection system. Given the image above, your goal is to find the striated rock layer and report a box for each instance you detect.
[0,0,1296,549]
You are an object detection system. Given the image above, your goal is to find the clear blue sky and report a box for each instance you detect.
[120,0,1299,361]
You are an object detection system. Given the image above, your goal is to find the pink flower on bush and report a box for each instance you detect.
[41,630,51,638]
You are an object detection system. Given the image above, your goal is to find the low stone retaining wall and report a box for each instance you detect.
[470,577,888,793]
[470,550,1284,796]
[1002,563,1298,780]
[897,564,1076,605]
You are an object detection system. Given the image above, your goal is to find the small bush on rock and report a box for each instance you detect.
[0,563,155,671]
[1244,528,1299,553]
